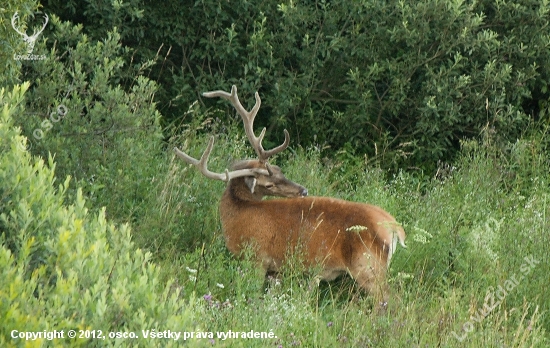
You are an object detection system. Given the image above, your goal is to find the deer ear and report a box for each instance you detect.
[244,177,257,193]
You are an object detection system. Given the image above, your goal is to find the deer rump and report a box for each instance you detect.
[221,195,405,293]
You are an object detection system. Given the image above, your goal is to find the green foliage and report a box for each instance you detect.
[2,82,549,347]
[0,0,41,86]
[42,0,143,45]
[1,84,203,347]
[2,2,550,347]
[12,16,163,221]
[43,0,550,169]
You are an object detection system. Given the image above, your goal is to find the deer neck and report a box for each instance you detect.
[224,178,263,202]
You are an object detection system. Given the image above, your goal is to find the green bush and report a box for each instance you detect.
[44,0,550,169]
[11,16,163,221]
[0,0,40,86]
[1,84,202,347]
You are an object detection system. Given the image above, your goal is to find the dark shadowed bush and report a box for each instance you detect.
[42,0,550,169]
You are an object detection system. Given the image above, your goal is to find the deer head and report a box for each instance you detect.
[11,11,49,54]
[174,85,307,200]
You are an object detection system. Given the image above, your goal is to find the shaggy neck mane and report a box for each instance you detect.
[225,178,262,202]
[224,160,265,202]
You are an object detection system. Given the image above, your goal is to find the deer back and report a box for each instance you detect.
[220,193,405,275]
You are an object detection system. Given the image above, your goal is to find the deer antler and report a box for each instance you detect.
[203,85,290,163]
[173,137,269,182]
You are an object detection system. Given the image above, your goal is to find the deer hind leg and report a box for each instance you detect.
[348,252,389,310]
[259,255,284,288]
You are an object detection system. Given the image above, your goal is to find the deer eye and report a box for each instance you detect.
[264,183,274,189]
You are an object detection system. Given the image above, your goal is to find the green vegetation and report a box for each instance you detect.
[1,0,549,347]
[1,84,201,348]
[45,0,550,170]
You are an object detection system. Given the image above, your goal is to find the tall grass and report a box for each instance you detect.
[130,119,549,347]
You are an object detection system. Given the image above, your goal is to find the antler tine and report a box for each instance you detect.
[174,137,269,182]
[174,137,224,180]
[263,129,290,158]
[202,85,290,162]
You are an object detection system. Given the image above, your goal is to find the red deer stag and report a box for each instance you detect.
[174,85,406,307]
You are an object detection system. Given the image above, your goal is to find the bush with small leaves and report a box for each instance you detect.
[1,84,201,347]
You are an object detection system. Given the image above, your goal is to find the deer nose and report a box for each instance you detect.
[300,187,308,197]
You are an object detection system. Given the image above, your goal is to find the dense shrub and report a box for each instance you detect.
[1,84,201,347]
[43,0,550,169]
[10,14,163,221]
[0,0,39,86]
